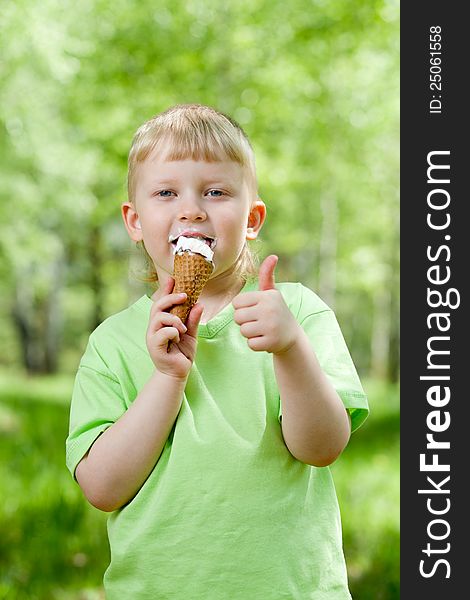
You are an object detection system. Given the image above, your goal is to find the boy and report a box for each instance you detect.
[66,104,369,598]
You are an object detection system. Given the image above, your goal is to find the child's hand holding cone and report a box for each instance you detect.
[146,278,203,380]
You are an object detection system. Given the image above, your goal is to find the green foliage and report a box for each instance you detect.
[1,2,399,588]
[0,0,399,377]
[1,6,398,594]
[0,373,398,598]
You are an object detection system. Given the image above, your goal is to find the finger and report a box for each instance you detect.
[258,255,278,291]
[239,321,264,339]
[163,277,175,295]
[233,306,259,326]
[151,326,180,349]
[232,291,262,309]
[185,303,204,337]
[151,292,187,316]
[148,312,187,336]
[247,336,268,352]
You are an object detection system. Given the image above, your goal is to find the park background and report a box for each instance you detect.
[0,0,399,598]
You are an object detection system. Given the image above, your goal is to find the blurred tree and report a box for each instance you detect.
[0,0,398,379]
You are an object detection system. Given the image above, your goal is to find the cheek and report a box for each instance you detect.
[140,211,167,237]
[219,210,249,239]
[218,223,246,253]
[139,224,171,257]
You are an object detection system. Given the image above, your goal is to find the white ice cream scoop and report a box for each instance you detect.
[173,235,214,262]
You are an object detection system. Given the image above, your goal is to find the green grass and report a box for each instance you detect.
[0,372,108,599]
[332,379,400,599]
[0,371,399,599]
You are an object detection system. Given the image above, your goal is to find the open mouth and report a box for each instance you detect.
[169,233,217,250]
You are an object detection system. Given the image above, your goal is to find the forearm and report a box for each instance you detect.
[75,370,187,512]
[274,328,351,466]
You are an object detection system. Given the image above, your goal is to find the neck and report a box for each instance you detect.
[197,265,246,323]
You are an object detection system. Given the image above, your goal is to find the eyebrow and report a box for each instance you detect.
[150,177,237,187]
[150,179,179,185]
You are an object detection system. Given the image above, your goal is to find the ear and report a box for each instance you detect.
[121,202,143,242]
[246,199,267,241]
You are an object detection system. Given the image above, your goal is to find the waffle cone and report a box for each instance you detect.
[170,252,214,324]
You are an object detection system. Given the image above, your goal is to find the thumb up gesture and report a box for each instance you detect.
[257,254,278,291]
[232,255,300,354]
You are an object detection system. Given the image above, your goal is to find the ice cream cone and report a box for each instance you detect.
[170,252,214,324]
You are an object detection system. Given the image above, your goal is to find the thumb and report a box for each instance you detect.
[163,277,175,294]
[185,303,204,337]
[151,277,174,302]
[258,255,278,291]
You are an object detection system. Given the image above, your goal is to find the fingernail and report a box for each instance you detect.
[182,324,187,332]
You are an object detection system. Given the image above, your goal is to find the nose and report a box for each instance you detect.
[177,194,207,222]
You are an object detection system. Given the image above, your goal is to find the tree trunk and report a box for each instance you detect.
[89,224,104,330]
[387,216,400,383]
[370,281,392,379]
[388,246,400,382]
[12,277,41,373]
[44,255,65,373]
[388,290,400,382]
[370,217,400,383]
[317,192,337,308]
[11,253,65,374]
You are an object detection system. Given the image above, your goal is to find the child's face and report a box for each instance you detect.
[123,154,265,282]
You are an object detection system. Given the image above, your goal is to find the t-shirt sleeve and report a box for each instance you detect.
[279,284,369,433]
[66,336,127,480]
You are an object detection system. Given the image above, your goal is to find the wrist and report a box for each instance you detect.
[273,324,304,357]
[150,369,188,388]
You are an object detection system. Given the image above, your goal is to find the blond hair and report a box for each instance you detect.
[127,104,260,284]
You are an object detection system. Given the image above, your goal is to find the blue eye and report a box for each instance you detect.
[207,190,224,197]
[155,190,174,197]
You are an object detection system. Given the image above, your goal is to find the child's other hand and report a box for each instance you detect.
[232,255,300,354]
[147,279,203,379]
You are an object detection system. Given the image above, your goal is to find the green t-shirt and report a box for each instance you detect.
[66,281,368,599]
